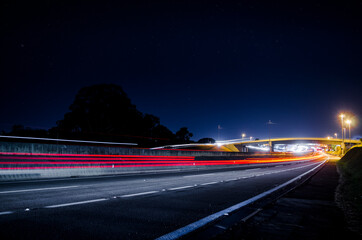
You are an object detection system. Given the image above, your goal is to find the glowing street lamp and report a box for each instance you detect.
[241,133,246,139]
[327,136,330,140]
[346,120,351,148]
[250,136,253,141]
[334,133,338,139]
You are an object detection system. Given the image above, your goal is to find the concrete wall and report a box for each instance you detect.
[0,165,243,181]
[0,141,248,157]
[0,141,258,181]
[0,140,301,181]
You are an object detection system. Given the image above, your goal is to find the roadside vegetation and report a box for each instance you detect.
[2,84,194,147]
[337,145,362,236]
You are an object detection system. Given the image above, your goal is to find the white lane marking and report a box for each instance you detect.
[168,185,194,191]
[183,173,215,178]
[200,182,218,186]
[45,198,107,208]
[0,211,13,215]
[0,185,79,194]
[121,191,159,198]
[155,159,327,240]
[225,179,237,182]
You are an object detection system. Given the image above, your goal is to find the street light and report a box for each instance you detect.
[242,133,246,139]
[267,120,275,153]
[340,114,345,155]
[250,136,253,141]
[217,125,222,141]
[334,133,338,139]
[346,120,351,148]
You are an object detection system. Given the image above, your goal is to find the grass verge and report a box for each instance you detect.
[336,145,362,235]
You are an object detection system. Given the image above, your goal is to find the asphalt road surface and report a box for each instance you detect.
[0,158,326,240]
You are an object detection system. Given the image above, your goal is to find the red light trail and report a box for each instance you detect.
[0,152,325,170]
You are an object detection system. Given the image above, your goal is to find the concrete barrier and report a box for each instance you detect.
[0,140,304,181]
[0,140,249,156]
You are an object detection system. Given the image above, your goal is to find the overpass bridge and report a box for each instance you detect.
[230,137,360,153]
[156,137,361,153]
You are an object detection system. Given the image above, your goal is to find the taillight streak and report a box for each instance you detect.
[0,152,325,170]
[0,152,195,158]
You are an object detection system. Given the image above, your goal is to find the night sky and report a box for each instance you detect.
[1,0,362,141]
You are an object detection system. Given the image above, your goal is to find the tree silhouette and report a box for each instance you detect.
[50,84,189,146]
[54,84,142,135]
[197,138,215,144]
[7,125,48,138]
[175,127,193,143]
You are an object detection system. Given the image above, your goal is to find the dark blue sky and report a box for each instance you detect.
[1,0,362,141]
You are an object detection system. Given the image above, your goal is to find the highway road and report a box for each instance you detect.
[0,156,327,240]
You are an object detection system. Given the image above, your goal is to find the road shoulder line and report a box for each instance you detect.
[155,159,327,240]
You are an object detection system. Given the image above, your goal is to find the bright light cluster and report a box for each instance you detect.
[246,143,328,153]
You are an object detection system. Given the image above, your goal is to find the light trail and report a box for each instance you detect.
[0,152,324,170]
[0,159,327,215]
[0,152,194,158]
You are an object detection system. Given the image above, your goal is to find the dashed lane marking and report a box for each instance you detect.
[121,191,159,198]
[200,182,218,186]
[168,185,194,190]
[45,198,107,208]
